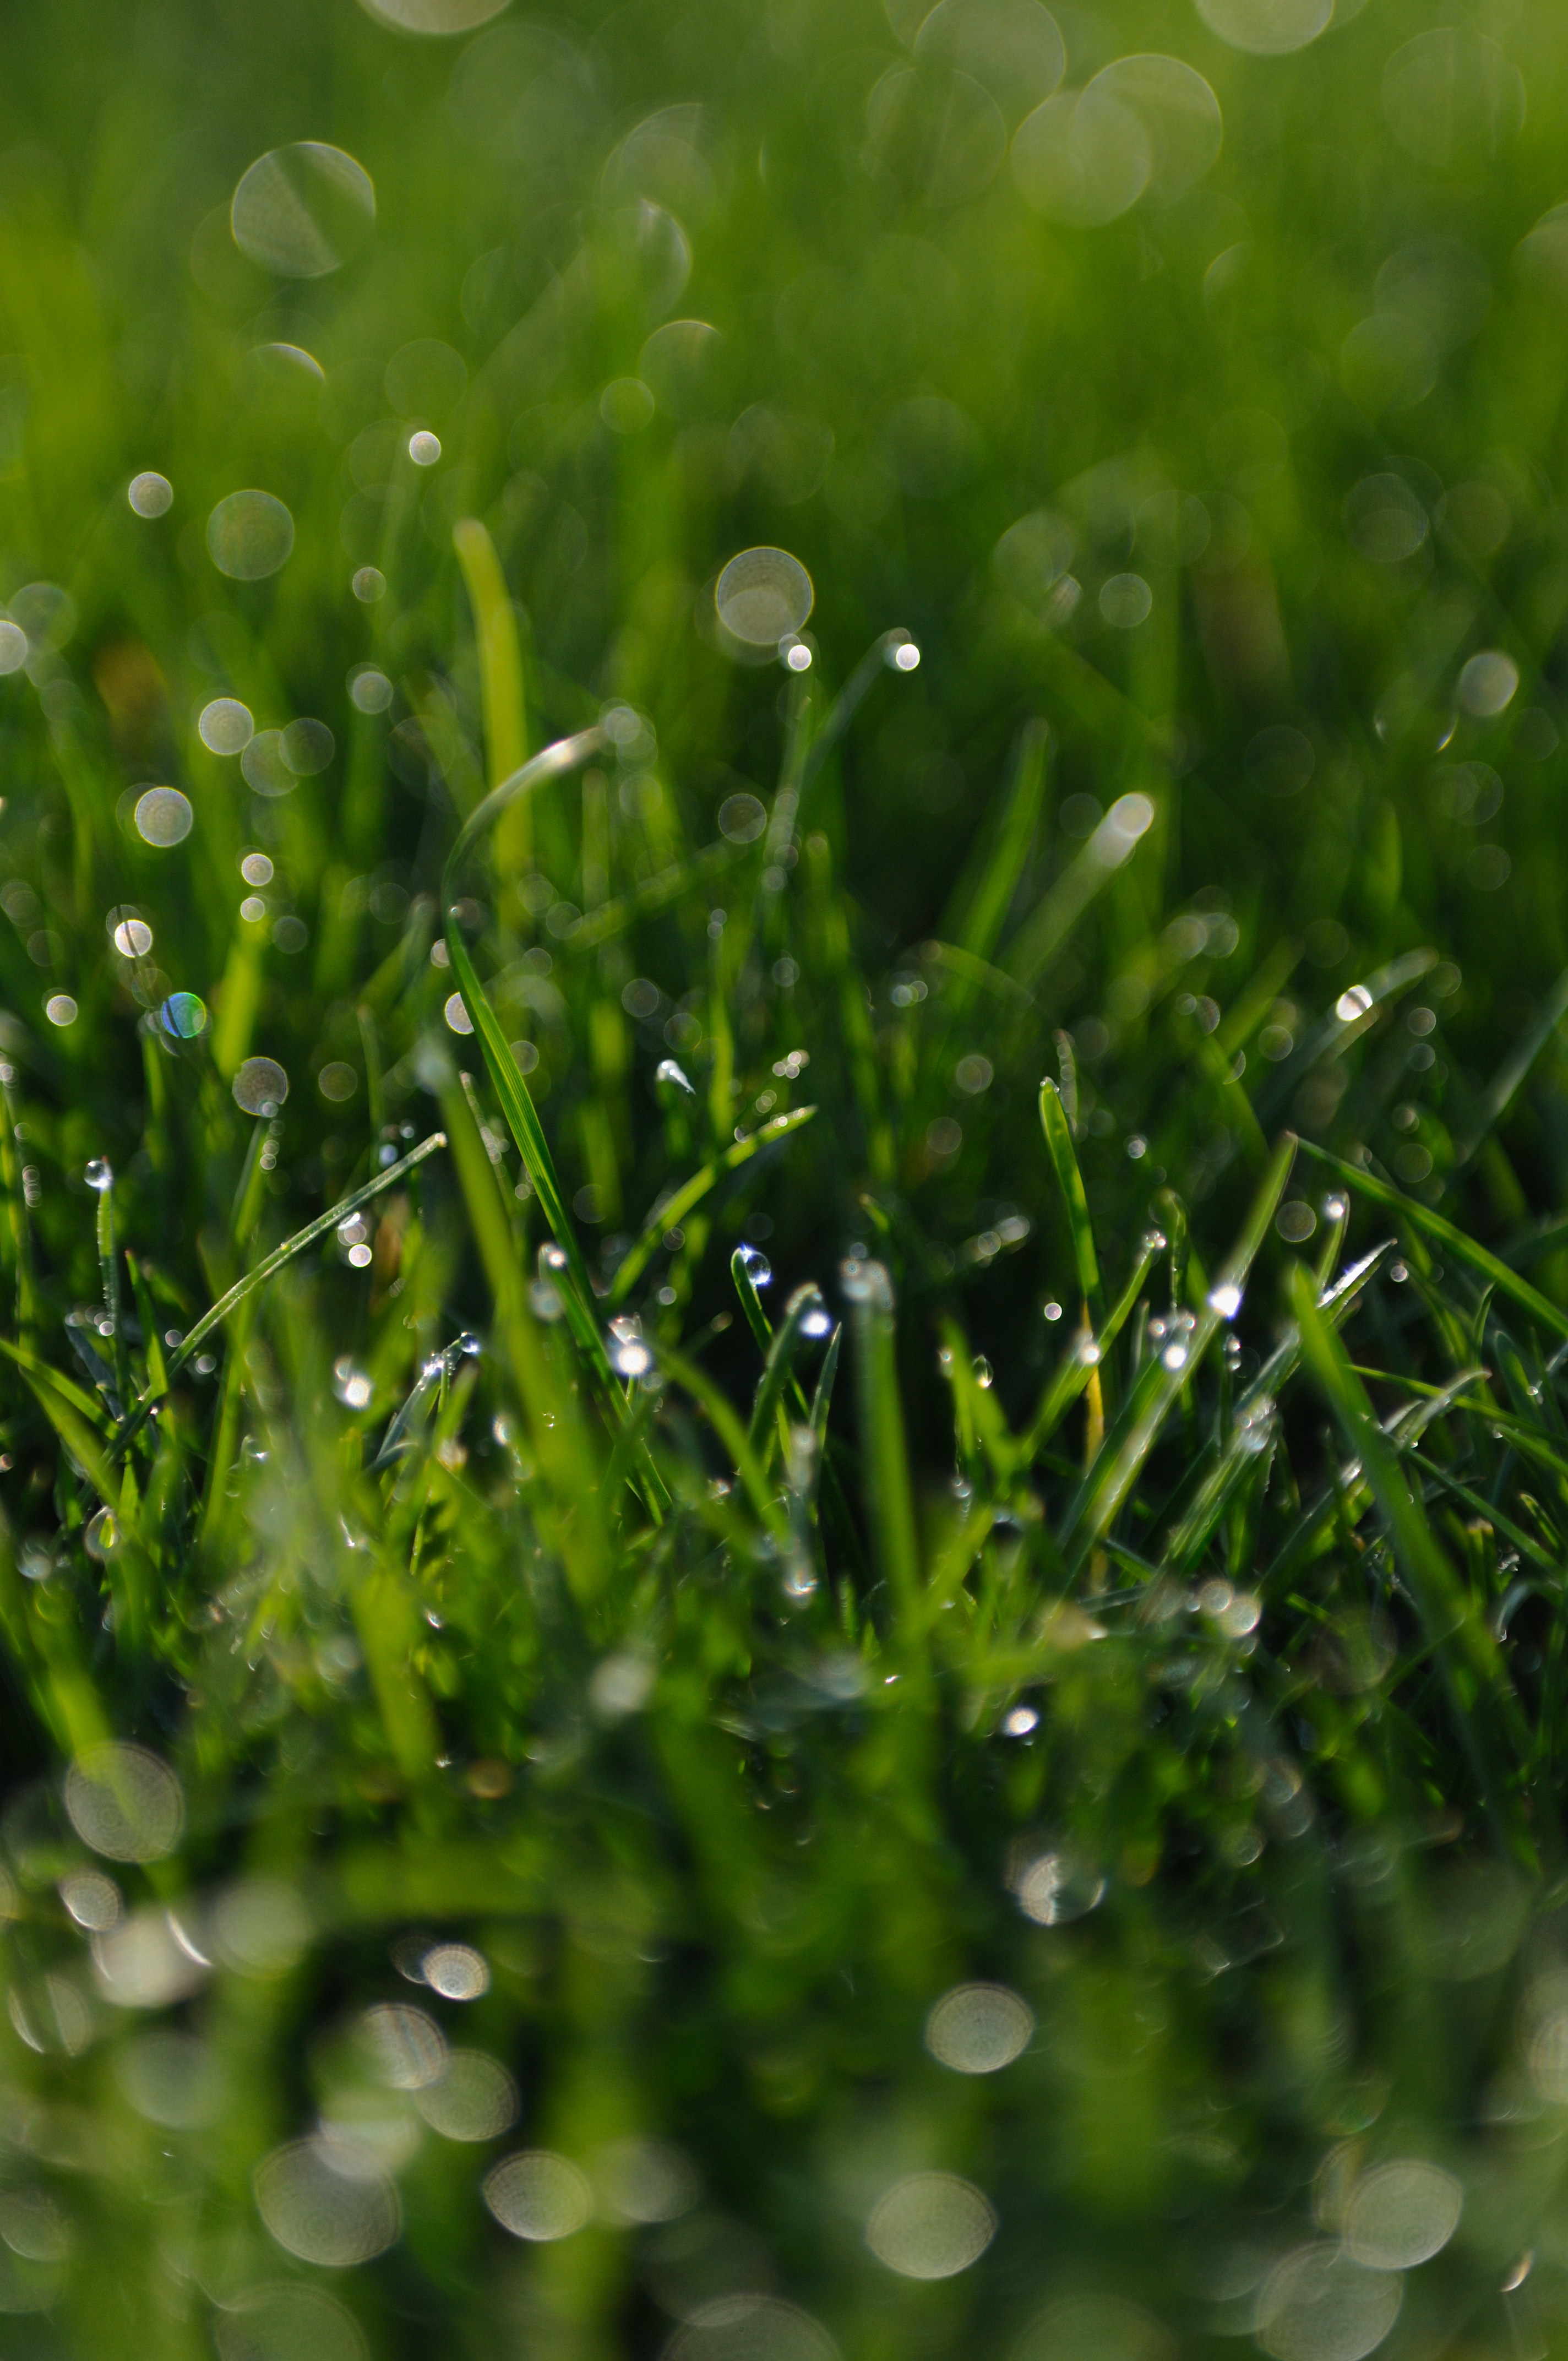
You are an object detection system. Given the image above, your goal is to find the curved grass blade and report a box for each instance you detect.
[440,727,608,1377]
[1038,1078,1104,1331]
[607,1108,818,1309]
[109,1132,448,1465]
[749,1284,830,1462]
[1297,1137,1568,1345]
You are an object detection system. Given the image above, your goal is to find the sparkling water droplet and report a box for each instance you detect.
[1335,984,1374,1022]
[1162,1342,1190,1372]
[84,1158,113,1193]
[1323,1193,1348,1221]
[655,1057,695,1094]
[612,1336,654,1378]
[801,1305,832,1339]
[737,1244,772,1288]
[1208,1281,1243,1320]
[972,1355,994,1389]
[539,1244,568,1272]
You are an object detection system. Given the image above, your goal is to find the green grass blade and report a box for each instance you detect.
[1298,1138,1568,1345]
[607,1109,817,1309]
[949,718,1048,971]
[1038,1078,1104,1328]
[1004,794,1157,987]
[749,1284,829,1461]
[844,1258,920,1611]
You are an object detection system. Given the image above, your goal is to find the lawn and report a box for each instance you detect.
[0,0,1565,2354]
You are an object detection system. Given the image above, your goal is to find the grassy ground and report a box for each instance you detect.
[2,0,1568,2354]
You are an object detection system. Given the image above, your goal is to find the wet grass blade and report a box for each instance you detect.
[1038,1078,1104,1331]
[607,1109,818,1309]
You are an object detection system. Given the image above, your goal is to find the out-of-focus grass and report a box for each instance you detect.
[2,0,1568,2354]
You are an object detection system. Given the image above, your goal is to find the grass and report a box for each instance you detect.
[3,0,1568,2354]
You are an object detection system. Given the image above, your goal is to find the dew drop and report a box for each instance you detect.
[84,1158,113,1193]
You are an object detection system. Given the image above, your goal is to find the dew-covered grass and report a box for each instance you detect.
[3,0,1568,2355]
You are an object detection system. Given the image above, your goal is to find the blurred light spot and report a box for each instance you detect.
[90,1907,206,2009]
[59,1869,121,1929]
[594,2135,701,2223]
[357,2001,447,2090]
[602,377,655,433]
[199,697,254,754]
[233,1057,289,1116]
[1013,2295,1172,2361]
[319,1061,357,1102]
[253,2139,400,2267]
[208,491,295,581]
[413,2049,519,2141]
[1003,1704,1039,1733]
[210,1879,312,1976]
[214,2281,368,2361]
[1457,650,1519,716]
[718,793,767,844]
[1012,85,1150,226]
[128,472,172,518]
[1277,1201,1316,1243]
[1345,2161,1462,2270]
[231,144,375,278]
[1014,1847,1105,1923]
[352,566,386,602]
[1100,572,1152,627]
[954,1054,993,1094]
[43,994,77,1026]
[1344,475,1429,564]
[134,787,193,846]
[242,731,296,798]
[423,1942,489,2000]
[283,718,334,774]
[0,620,26,673]
[483,2150,594,2240]
[114,2030,227,2129]
[924,1982,1033,2072]
[444,992,473,1035]
[1382,28,1524,172]
[64,1742,184,1862]
[715,548,813,647]
[666,2295,837,2361]
[865,2172,996,2278]
[408,430,442,466]
[1193,0,1329,52]
[1255,2244,1402,2361]
[112,917,153,958]
[350,667,393,712]
[1340,315,1437,415]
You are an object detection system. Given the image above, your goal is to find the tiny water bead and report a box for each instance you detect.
[230,143,375,278]
[199,697,254,754]
[233,1057,289,1117]
[888,633,921,670]
[408,429,442,466]
[133,786,192,845]
[127,471,172,517]
[1207,1281,1243,1320]
[736,1244,772,1288]
[715,546,814,646]
[83,1157,112,1193]
[782,637,812,672]
[656,1057,695,1094]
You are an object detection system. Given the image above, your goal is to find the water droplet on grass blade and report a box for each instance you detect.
[656,1057,695,1094]
[233,1058,288,1117]
[84,1158,112,1192]
[231,143,375,278]
[737,1245,772,1288]
[207,491,295,581]
[715,547,813,646]
[127,472,172,517]
[1208,1281,1243,1319]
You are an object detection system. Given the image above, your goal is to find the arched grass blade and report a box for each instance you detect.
[607,1108,818,1310]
